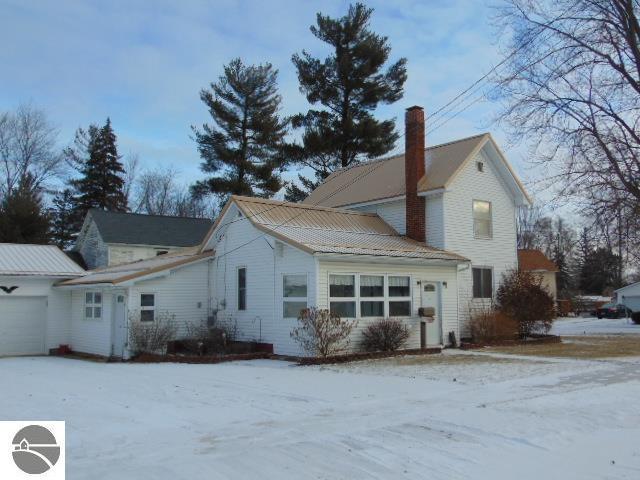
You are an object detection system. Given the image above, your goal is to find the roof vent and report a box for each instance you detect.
[477,161,484,172]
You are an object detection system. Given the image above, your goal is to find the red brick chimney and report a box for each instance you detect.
[405,105,425,242]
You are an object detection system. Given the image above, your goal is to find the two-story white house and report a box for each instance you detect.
[5,105,530,359]
[304,106,531,336]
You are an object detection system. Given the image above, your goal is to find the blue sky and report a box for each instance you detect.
[0,0,540,197]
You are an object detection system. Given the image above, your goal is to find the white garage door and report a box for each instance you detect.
[621,295,640,312]
[0,297,46,356]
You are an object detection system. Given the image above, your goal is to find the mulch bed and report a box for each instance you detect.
[460,334,561,350]
[132,351,272,364]
[293,347,442,366]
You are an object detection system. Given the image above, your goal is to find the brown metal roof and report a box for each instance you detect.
[518,249,559,272]
[231,196,467,262]
[57,248,213,286]
[304,133,488,208]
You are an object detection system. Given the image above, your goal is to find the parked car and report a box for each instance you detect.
[596,302,632,319]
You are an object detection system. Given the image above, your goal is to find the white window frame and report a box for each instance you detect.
[282,273,308,319]
[84,291,102,320]
[237,266,247,311]
[140,293,156,322]
[359,274,385,318]
[472,266,494,299]
[328,273,413,319]
[387,275,412,317]
[472,199,493,239]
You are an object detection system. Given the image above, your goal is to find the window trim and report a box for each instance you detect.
[84,291,102,320]
[328,272,412,319]
[140,292,156,322]
[282,273,308,319]
[237,266,247,311]
[472,199,493,239]
[472,266,494,299]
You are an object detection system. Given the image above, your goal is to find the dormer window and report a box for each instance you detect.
[473,200,492,239]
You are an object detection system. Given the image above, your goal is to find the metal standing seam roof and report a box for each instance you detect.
[86,209,213,247]
[0,243,86,276]
[58,248,214,286]
[227,196,468,262]
[303,133,489,208]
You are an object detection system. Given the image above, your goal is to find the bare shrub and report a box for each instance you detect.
[290,307,357,357]
[129,311,177,355]
[469,307,518,343]
[182,321,229,355]
[361,318,410,352]
[496,270,556,338]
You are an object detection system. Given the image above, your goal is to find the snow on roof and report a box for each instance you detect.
[58,248,213,286]
[0,243,86,276]
[204,196,468,262]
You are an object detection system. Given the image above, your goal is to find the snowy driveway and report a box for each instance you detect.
[551,316,640,336]
[1,353,639,480]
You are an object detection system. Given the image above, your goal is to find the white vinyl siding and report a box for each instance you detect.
[443,148,518,335]
[318,260,459,352]
[212,204,317,356]
[351,200,406,234]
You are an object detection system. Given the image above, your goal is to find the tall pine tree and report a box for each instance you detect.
[0,173,51,244]
[285,3,407,201]
[191,58,289,201]
[50,189,77,249]
[70,118,127,214]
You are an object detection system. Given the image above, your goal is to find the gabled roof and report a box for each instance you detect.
[85,209,213,247]
[615,281,640,294]
[58,248,213,286]
[303,133,531,208]
[202,196,467,262]
[518,249,559,272]
[0,243,86,277]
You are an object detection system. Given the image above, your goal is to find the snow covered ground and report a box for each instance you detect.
[1,351,640,480]
[551,316,640,335]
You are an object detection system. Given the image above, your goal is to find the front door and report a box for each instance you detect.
[420,282,442,346]
[112,294,127,358]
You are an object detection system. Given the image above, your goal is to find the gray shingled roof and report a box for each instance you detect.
[88,209,213,247]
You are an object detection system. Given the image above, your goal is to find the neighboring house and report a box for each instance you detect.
[614,282,640,312]
[304,106,531,335]
[517,249,559,300]
[74,209,213,269]
[0,244,85,356]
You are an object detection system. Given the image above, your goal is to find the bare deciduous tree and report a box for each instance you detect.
[494,0,640,262]
[0,104,64,199]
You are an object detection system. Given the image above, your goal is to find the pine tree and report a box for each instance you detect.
[191,58,289,201]
[71,118,127,214]
[0,173,51,244]
[50,189,77,249]
[285,2,407,201]
[64,119,127,234]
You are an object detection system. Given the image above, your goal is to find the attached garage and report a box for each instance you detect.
[0,244,85,357]
[0,297,47,355]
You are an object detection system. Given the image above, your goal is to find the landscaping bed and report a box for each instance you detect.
[132,351,272,364]
[460,334,561,350]
[295,347,442,365]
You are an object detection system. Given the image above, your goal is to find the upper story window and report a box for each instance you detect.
[85,291,102,320]
[472,267,493,298]
[238,267,247,311]
[283,274,307,318]
[473,200,492,239]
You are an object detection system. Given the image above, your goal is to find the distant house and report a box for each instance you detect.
[518,249,559,299]
[74,209,213,269]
